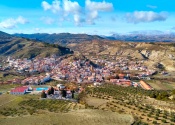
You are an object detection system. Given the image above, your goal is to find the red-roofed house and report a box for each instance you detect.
[10,86,29,95]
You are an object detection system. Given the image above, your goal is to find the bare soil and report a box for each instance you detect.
[0,109,134,125]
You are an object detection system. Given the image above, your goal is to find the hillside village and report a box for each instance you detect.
[1,0,175,124]
[0,55,156,91]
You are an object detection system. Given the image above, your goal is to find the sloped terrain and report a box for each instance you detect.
[14,33,104,46]
[0,31,73,59]
[67,40,175,71]
[0,109,134,125]
[110,33,175,42]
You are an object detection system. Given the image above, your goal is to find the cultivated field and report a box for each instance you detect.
[0,109,134,125]
[1,83,175,125]
[147,80,175,90]
[86,85,175,125]
[0,92,134,125]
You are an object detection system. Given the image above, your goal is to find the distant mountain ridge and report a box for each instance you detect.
[14,32,175,45]
[0,31,73,59]
[3,31,175,71]
[108,33,175,42]
[14,33,104,46]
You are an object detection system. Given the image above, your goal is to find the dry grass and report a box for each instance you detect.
[0,93,134,125]
[0,109,134,125]
[0,94,23,109]
[0,94,16,106]
[68,41,175,72]
[0,84,22,92]
[147,80,175,90]
[85,96,109,108]
[87,91,175,124]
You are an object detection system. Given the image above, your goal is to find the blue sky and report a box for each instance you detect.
[0,0,175,35]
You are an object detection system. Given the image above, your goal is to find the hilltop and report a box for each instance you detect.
[11,31,175,71]
[0,31,73,59]
[107,33,175,42]
[14,33,104,46]
[67,40,175,71]
[14,33,175,46]
[0,31,14,39]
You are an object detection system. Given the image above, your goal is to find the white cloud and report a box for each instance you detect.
[41,17,55,24]
[0,19,17,29]
[63,0,84,25]
[16,16,29,24]
[172,27,175,30]
[41,0,113,25]
[41,0,84,25]
[147,5,157,9]
[63,0,81,14]
[41,0,61,13]
[86,11,98,24]
[0,16,29,29]
[52,0,61,13]
[42,1,52,11]
[85,0,113,24]
[86,0,113,11]
[35,28,41,31]
[125,11,168,24]
[73,14,85,26]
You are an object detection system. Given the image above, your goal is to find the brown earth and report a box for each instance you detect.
[67,41,175,71]
[0,109,134,125]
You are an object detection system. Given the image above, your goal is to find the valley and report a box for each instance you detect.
[1,0,175,125]
[1,31,175,125]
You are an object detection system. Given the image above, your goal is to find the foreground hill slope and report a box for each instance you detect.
[0,31,73,59]
[68,40,175,71]
[0,109,134,125]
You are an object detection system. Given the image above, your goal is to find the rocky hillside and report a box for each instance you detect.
[0,31,73,59]
[67,40,175,71]
[13,33,104,46]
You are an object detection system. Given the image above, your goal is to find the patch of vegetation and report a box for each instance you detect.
[0,35,73,59]
[18,99,70,113]
[0,98,72,117]
[0,84,22,93]
[87,84,175,124]
[91,84,172,101]
[77,91,86,104]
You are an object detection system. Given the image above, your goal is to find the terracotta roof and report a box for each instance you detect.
[11,86,28,93]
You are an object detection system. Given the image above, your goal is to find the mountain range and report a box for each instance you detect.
[67,40,175,71]
[1,31,175,71]
[109,33,175,42]
[0,31,73,59]
[13,32,175,46]
[14,33,104,46]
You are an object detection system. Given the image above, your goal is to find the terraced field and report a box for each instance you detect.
[147,80,175,90]
[86,85,175,125]
[0,109,134,125]
[1,84,175,125]
[0,94,134,125]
